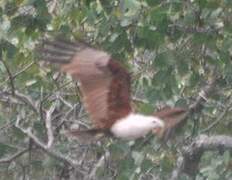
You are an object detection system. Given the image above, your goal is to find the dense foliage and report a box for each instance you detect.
[0,0,232,179]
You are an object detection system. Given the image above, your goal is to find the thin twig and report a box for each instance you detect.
[3,62,35,83]
[0,119,15,131]
[58,95,73,108]
[14,91,38,114]
[200,100,232,133]
[15,117,82,170]
[86,151,110,180]
[0,148,29,163]
[0,90,38,114]
[1,60,15,95]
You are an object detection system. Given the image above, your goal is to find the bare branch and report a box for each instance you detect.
[200,99,232,133]
[45,102,56,148]
[15,117,82,170]
[171,135,232,180]
[0,119,15,131]
[169,24,219,34]
[4,62,35,83]
[86,151,110,180]
[171,76,229,179]
[189,77,218,113]
[58,95,73,109]
[0,148,29,164]
[48,0,57,14]
[0,90,39,114]
[15,91,39,113]
[170,156,184,180]
[1,60,15,95]
[132,97,149,104]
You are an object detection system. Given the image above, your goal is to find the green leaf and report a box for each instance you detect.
[117,156,135,179]
[0,143,17,157]
[135,25,164,49]
[150,8,169,33]
[12,126,26,140]
[0,7,3,17]
[4,2,18,16]
[146,0,162,6]
[11,15,34,30]
[0,40,17,59]
[153,51,174,68]
[160,153,174,172]
[137,102,154,115]
[141,159,153,172]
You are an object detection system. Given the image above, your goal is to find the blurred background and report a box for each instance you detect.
[0,0,232,179]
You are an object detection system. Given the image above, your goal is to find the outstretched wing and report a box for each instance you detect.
[153,107,188,139]
[38,38,132,129]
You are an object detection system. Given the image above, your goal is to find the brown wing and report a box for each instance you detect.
[38,38,132,129]
[153,107,188,139]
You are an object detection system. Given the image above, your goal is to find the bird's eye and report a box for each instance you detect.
[152,121,157,124]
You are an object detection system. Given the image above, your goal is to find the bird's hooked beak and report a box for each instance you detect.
[152,119,165,138]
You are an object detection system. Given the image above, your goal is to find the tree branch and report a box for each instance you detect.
[15,117,83,170]
[86,151,110,180]
[0,148,29,164]
[45,99,58,148]
[0,90,39,114]
[1,60,15,95]
[4,62,35,83]
[171,135,232,180]
[189,77,218,113]
[170,75,227,179]
[200,99,232,133]
[169,24,219,34]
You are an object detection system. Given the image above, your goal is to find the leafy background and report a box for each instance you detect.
[0,0,232,179]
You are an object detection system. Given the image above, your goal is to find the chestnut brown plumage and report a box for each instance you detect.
[153,107,188,139]
[38,39,131,129]
[37,38,187,140]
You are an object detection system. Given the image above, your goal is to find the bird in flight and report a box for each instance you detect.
[38,38,187,140]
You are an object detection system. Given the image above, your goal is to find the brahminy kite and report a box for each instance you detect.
[38,38,187,140]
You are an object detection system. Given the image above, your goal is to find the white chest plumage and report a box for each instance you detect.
[110,113,164,140]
